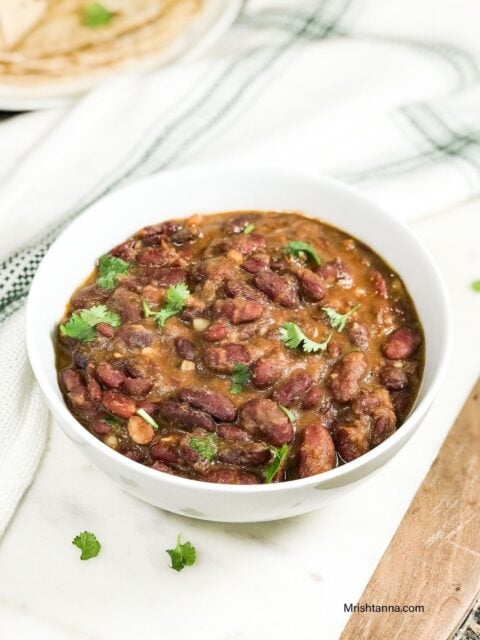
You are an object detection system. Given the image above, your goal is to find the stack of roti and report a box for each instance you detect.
[0,0,203,85]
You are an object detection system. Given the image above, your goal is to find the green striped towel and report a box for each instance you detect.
[1,0,479,535]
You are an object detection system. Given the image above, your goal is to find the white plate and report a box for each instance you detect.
[0,0,242,111]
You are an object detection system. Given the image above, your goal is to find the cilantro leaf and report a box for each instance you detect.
[229,363,251,395]
[322,304,361,332]
[83,2,114,28]
[279,322,332,353]
[143,283,190,327]
[243,223,255,235]
[60,305,121,341]
[166,534,196,572]
[278,405,296,422]
[471,280,480,292]
[97,254,131,289]
[72,531,101,560]
[80,305,121,328]
[263,444,289,483]
[60,313,96,342]
[136,408,160,431]
[287,240,321,266]
[189,434,218,462]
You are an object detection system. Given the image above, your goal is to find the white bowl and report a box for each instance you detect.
[26,167,451,523]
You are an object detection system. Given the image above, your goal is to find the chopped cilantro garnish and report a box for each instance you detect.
[243,223,255,235]
[60,305,120,341]
[322,304,361,332]
[263,444,289,483]
[97,254,131,289]
[229,363,251,395]
[279,322,332,353]
[189,434,218,462]
[83,2,114,28]
[135,408,159,430]
[72,531,101,560]
[166,534,196,572]
[287,240,321,266]
[278,405,296,422]
[143,283,190,327]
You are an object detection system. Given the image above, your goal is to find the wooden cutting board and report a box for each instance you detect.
[340,379,480,640]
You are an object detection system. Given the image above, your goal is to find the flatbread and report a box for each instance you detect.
[0,0,203,84]
[15,0,179,57]
[0,0,48,49]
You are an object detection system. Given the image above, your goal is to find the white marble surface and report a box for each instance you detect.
[0,199,479,640]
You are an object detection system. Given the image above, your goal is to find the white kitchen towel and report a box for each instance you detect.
[1,0,480,536]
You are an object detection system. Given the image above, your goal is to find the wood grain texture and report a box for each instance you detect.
[341,380,480,640]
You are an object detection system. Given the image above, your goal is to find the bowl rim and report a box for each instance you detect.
[26,165,452,494]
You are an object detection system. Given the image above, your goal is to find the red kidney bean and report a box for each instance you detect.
[253,271,299,308]
[224,278,262,301]
[136,246,174,266]
[102,390,136,419]
[70,284,110,311]
[335,419,370,462]
[96,322,116,338]
[178,387,237,422]
[96,362,125,389]
[272,371,313,407]
[109,287,142,322]
[240,398,293,446]
[175,337,195,360]
[92,416,112,436]
[315,259,352,286]
[382,327,422,360]
[301,385,330,412]
[348,322,369,349]
[390,390,412,419]
[216,424,252,442]
[370,270,389,298]
[59,368,91,412]
[370,411,396,448]
[72,351,88,370]
[379,364,408,390]
[61,367,82,390]
[191,257,237,284]
[139,221,180,240]
[330,352,367,403]
[352,389,381,415]
[86,366,103,402]
[214,298,264,324]
[152,461,175,474]
[147,267,187,286]
[117,324,153,348]
[122,376,153,398]
[158,400,216,431]
[203,323,228,342]
[201,468,260,484]
[109,238,136,262]
[123,449,145,463]
[227,232,266,256]
[217,441,271,466]
[203,343,251,373]
[297,423,336,478]
[242,253,270,274]
[252,352,285,388]
[150,440,179,464]
[296,269,326,301]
